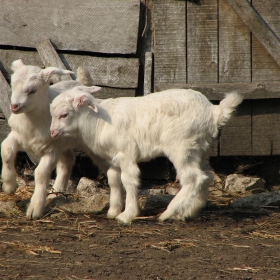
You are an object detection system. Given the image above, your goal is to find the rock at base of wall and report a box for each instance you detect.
[230,191,280,209]
[225,174,266,194]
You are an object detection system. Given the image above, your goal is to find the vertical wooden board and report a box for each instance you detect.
[252,0,280,82]
[144,52,153,95]
[154,0,186,85]
[219,0,251,83]
[252,99,280,156]
[187,0,218,83]
[219,101,252,156]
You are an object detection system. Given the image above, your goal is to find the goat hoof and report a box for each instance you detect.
[107,207,122,219]
[26,202,45,220]
[2,182,18,194]
[115,213,133,225]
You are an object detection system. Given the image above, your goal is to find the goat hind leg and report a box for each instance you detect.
[159,164,211,222]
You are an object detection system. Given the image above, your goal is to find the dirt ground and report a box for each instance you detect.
[1,156,280,280]
[1,205,280,280]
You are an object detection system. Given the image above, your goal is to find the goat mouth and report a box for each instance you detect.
[51,130,62,139]
[11,106,23,114]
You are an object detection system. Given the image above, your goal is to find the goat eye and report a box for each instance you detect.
[28,90,36,95]
[59,113,68,119]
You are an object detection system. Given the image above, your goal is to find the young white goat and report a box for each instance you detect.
[50,86,243,224]
[1,59,96,219]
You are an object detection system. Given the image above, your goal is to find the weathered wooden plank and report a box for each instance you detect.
[94,88,136,99]
[218,0,252,155]
[219,101,252,156]
[0,0,140,54]
[0,117,10,144]
[0,70,11,120]
[219,0,251,83]
[252,36,280,83]
[63,54,139,89]
[252,99,280,155]
[153,0,186,85]
[226,0,280,68]
[36,39,72,81]
[0,49,139,88]
[155,82,280,100]
[144,52,153,95]
[187,0,218,83]
[251,1,280,82]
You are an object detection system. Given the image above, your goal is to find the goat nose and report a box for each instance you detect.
[11,104,18,110]
[11,104,20,112]
[51,129,60,138]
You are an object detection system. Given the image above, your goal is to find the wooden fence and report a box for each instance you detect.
[1,0,280,162]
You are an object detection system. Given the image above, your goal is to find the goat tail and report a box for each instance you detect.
[76,66,94,86]
[214,91,243,128]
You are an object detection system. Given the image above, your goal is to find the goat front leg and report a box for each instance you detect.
[107,166,124,219]
[1,133,20,194]
[112,153,140,224]
[27,154,58,219]
[52,149,75,193]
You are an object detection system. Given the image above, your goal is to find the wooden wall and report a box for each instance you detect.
[1,0,280,159]
[153,0,280,156]
[0,0,141,144]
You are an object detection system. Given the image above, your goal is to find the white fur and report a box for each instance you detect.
[1,59,92,219]
[50,86,243,224]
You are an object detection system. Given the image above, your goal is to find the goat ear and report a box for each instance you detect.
[73,94,98,113]
[41,67,74,82]
[11,59,25,72]
[74,86,102,95]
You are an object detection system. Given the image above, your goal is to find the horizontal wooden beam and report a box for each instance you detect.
[226,0,280,68]
[0,49,139,88]
[155,82,280,100]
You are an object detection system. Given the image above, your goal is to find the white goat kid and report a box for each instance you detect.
[50,86,243,224]
[1,59,90,219]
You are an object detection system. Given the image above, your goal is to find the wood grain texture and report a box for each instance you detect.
[0,0,140,54]
[36,39,72,81]
[93,88,136,99]
[218,0,252,155]
[144,52,153,95]
[226,0,280,68]
[252,99,280,155]
[0,49,139,88]
[155,82,280,100]
[0,117,10,144]
[219,0,251,83]
[251,1,280,82]
[0,71,11,120]
[219,101,252,156]
[62,54,139,89]
[154,0,186,85]
[187,0,218,83]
